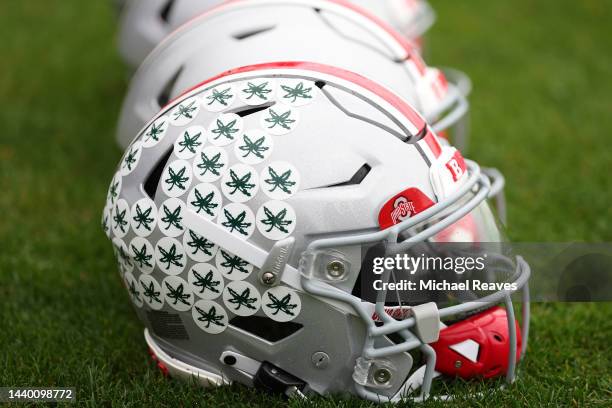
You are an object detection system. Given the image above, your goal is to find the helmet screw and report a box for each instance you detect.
[455,360,462,369]
[261,271,276,286]
[326,260,345,278]
[373,368,392,385]
[311,352,330,369]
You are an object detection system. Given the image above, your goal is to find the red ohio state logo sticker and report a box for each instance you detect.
[378,188,435,229]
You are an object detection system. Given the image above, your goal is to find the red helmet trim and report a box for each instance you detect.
[168,61,426,132]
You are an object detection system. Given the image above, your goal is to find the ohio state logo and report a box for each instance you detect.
[378,188,435,230]
[391,197,416,224]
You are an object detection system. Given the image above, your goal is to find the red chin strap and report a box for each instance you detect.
[431,306,522,379]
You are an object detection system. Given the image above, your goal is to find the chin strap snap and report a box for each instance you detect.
[411,302,440,344]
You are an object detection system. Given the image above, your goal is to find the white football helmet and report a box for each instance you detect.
[117,0,435,68]
[117,0,468,153]
[103,62,530,402]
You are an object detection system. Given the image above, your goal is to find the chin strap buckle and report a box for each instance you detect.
[253,361,307,398]
[220,351,308,398]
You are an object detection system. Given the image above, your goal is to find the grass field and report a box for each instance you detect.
[0,0,611,406]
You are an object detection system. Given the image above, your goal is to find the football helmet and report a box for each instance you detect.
[103,62,530,402]
[117,0,435,69]
[117,0,468,155]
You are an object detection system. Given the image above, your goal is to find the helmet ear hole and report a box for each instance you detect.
[229,316,303,342]
[492,333,504,343]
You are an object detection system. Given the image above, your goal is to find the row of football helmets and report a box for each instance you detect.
[107,0,530,402]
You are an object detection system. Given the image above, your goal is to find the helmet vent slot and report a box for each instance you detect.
[159,0,176,23]
[144,146,173,199]
[229,316,303,342]
[233,103,274,118]
[232,26,276,40]
[157,66,183,108]
[326,164,371,187]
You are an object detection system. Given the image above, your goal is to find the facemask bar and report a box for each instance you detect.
[481,167,507,225]
[399,0,436,40]
[427,81,468,146]
[421,72,507,224]
[441,67,472,97]
[299,161,530,402]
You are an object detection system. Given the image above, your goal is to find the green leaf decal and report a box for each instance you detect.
[211,118,239,141]
[164,166,189,192]
[144,120,166,143]
[242,81,272,101]
[264,108,295,130]
[102,214,109,234]
[260,206,293,233]
[225,169,255,197]
[186,230,215,256]
[197,151,224,177]
[266,292,298,316]
[219,250,250,275]
[207,87,233,106]
[221,209,251,236]
[281,82,313,102]
[264,167,296,195]
[109,179,120,202]
[178,131,202,154]
[190,188,218,216]
[158,243,184,270]
[128,280,141,302]
[122,146,139,172]
[227,286,257,311]
[141,280,162,304]
[132,243,153,269]
[194,304,225,328]
[160,204,183,232]
[173,100,197,120]
[192,269,221,295]
[116,244,133,269]
[165,281,191,306]
[238,134,269,159]
[132,203,154,232]
[113,205,128,233]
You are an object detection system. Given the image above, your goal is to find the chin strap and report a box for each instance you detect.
[430,306,522,379]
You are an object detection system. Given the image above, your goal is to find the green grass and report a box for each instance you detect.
[0,0,611,406]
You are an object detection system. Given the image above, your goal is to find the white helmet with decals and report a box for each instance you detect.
[103,62,530,402]
[116,0,436,68]
[117,0,468,154]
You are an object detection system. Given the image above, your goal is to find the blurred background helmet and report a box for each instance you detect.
[103,62,530,402]
[117,0,436,68]
[116,0,469,154]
